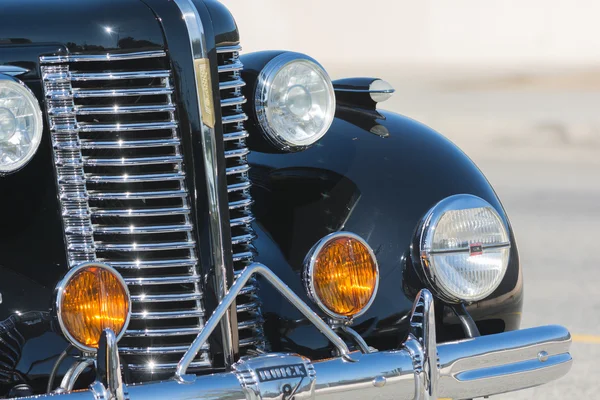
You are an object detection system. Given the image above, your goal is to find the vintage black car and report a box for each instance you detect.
[0,1,572,399]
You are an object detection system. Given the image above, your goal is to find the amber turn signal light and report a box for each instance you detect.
[56,263,131,352]
[304,232,379,320]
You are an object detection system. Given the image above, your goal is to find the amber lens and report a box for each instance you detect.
[60,265,129,349]
[312,236,378,317]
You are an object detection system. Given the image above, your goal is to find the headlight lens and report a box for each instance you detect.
[304,232,379,320]
[256,53,335,151]
[0,78,43,174]
[56,263,131,351]
[418,194,510,302]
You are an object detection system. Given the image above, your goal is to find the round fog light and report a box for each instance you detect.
[56,263,131,352]
[304,232,379,320]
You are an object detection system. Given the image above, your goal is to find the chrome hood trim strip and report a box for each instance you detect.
[172,0,235,367]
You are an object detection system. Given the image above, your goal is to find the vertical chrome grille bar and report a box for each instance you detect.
[172,0,236,367]
[42,64,96,267]
[163,74,206,336]
[217,45,267,352]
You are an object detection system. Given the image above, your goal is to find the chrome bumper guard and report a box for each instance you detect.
[17,263,572,400]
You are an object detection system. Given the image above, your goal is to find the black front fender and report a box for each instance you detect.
[248,107,523,359]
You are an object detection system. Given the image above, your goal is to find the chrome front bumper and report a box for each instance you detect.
[17,263,572,400]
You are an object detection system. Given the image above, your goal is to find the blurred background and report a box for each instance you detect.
[221,1,600,398]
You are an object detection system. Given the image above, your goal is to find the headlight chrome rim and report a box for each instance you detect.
[0,76,43,175]
[417,194,511,303]
[55,262,131,352]
[255,52,336,151]
[303,231,379,321]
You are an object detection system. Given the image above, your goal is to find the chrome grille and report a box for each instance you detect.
[217,45,266,352]
[41,51,211,374]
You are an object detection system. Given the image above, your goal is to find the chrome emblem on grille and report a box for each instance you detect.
[194,59,215,128]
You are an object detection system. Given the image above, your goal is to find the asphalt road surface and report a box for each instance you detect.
[477,148,600,399]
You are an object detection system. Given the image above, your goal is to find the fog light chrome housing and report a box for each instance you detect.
[416,194,511,303]
[303,232,379,321]
[56,263,131,352]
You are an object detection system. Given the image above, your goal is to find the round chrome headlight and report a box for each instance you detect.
[255,53,335,151]
[0,77,43,174]
[417,194,510,303]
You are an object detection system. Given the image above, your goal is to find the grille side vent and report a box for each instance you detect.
[42,64,96,266]
[41,51,211,375]
[217,45,266,352]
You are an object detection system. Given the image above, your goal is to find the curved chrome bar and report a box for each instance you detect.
[56,359,94,393]
[338,325,373,354]
[176,262,353,381]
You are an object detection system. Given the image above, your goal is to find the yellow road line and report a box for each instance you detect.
[572,334,600,344]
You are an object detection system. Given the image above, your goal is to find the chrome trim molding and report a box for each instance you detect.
[40,51,166,64]
[416,193,511,303]
[217,45,243,54]
[333,88,395,93]
[54,263,132,353]
[0,65,29,77]
[427,241,510,255]
[303,231,379,321]
[13,265,572,400]
[217,44,266,352]
[172,0,235,367]
[41,50,211,372]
